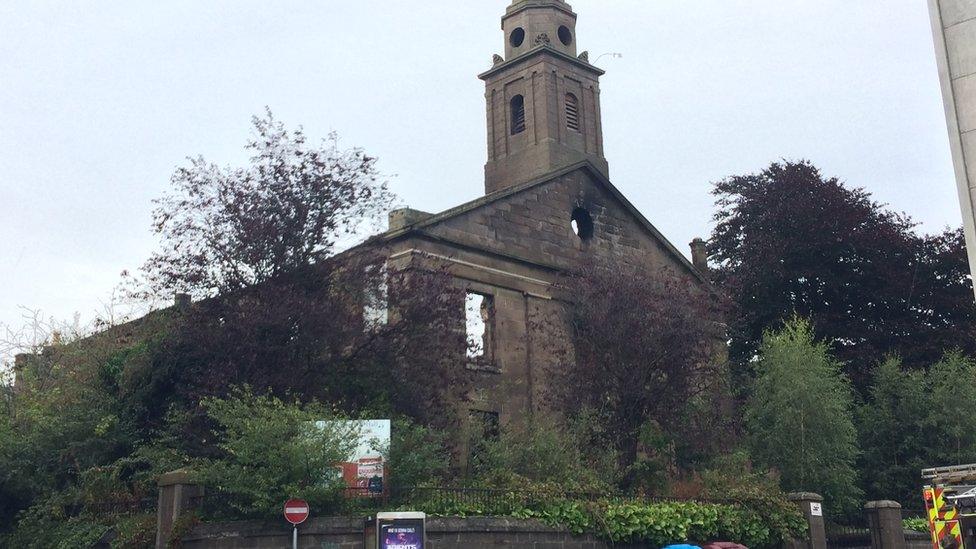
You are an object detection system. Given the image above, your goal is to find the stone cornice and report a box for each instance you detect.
[505,0,576,20]
[478,45,604,80]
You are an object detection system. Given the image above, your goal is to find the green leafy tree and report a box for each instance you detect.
[856,358,928,505]
[857,353,976,506]
[745,318,861,514]
[382,419,451,489]
[0,342,149,533]
[926,353,976,466]
[195,387,361,519]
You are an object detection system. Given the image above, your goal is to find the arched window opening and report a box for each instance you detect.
[565,93,580,132]
[510,95,526,135]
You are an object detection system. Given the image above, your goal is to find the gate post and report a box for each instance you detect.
[866,500,906,549]
[788,492,827,549]
[155,469,203,549]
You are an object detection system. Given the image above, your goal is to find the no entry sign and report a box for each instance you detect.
[284,499,310,525]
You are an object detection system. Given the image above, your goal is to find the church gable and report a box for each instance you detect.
[415,164,701,280]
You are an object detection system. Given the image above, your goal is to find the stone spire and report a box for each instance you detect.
[479,0,608,194]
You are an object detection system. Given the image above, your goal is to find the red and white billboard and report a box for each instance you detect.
[327,419,390,496]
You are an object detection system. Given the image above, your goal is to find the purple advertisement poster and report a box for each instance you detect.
[379,519,424,549]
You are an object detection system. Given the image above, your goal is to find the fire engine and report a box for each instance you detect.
[922,464,976,549]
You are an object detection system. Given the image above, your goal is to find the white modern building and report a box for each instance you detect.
[929,0,976,298]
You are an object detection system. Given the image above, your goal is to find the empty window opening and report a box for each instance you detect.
[565,93,580,132]
[510,27,526,47]
[469,409,500,440]
[571,207,594,240]
[558,25,573,46]
[465,292,494,360]
[363,265,389,329]
[510,95,526,135]
[467,409,500,467]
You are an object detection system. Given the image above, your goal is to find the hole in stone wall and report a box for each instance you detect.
[510,27,526,47]
[558,25,573,46]
[571,207,594,240]
[362,264,388,330]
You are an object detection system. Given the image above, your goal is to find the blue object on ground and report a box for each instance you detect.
[663,545,702,549]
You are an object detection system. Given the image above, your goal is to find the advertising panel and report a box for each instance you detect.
[379,518,424,549]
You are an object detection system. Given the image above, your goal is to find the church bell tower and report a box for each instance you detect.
[480,0,609,194]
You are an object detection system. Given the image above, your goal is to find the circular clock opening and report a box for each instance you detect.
[510,28,526,47]
[558,26,573,46]
[571,207,594,240]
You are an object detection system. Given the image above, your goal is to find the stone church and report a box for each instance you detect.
[370,0,712,431]
[13,0,714,433]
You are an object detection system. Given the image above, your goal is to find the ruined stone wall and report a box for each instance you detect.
[383,167,710,429]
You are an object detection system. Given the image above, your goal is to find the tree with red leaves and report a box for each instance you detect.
[546,265,726,489]
[143,109,392,297]
[128,112,469,439]
[709,160,976,391]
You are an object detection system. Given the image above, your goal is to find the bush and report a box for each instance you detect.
[468,419,616,492]
[110,513,157,548]
[408,488,805,549]
[2,500,109,549]
[903,517,929,533]
[194,387,361,520]
[383,419,451,489]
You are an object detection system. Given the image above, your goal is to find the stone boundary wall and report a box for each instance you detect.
[825,530,930,549]
[906,530,935,549]
[180,516,612,549]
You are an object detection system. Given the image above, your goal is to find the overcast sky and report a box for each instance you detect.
[0,0,960,349]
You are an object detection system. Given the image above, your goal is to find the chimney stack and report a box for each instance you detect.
[388,208,432,231]
[690,238,709,275]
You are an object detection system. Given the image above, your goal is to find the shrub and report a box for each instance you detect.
[194,387,361,520]
[903,517,929,533]
[111,513,157,549]
[406,483,805,549]
[468,419,616,492]
[383,419,451,489]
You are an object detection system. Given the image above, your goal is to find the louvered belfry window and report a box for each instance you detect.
[510,95,526,135]
[512,95,525,135]
[565,93,580,132]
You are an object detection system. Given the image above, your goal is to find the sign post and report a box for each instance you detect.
[284,498,310,549]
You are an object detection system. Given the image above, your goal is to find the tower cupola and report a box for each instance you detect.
[480,0,609,194]
[503,0,578,60]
